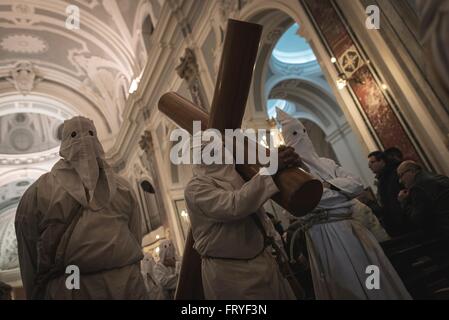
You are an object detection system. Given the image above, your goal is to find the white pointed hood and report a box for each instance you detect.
[276,108,335,181]
[158,239,176,264]
[52,116,116,211]
[141,253,156,275]
[189,130,243,187]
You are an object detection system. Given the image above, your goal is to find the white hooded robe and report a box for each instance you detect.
[15,116,148,300]
[184,134,296,300]
[153,240,179,300]
[277,109,410,300]
[141,253,164,300]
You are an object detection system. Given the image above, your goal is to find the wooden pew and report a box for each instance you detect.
[381,231,449,299]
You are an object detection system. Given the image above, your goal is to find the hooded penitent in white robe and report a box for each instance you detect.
[184,133,295,300]
[277,109,410,300]
[141,253,164,300]
[276,109,388,241]
[15,116,148,300]
[153,240,179,300]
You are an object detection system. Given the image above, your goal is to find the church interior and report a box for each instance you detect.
[0,0,448,300]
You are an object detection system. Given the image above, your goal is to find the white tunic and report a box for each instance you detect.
[184,164,295,300]
[15,161,148,300]
[141,254,164,300]
[277,108,411,299]
[153,263,178,299]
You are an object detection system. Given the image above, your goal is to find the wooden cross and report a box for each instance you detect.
[158,19,323,299]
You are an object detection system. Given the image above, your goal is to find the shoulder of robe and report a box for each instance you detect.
[15,173,50,222]
[184,176,214,199]
[318,157,338,168]
[22,173,53,201]
[36,172,58,202]
[38,171,55,186]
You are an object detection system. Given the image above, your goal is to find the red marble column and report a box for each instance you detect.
[302,0,421,162]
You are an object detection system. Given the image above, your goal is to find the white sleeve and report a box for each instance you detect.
[127,187,143,245]
[185,173,280,223]
[327,165,364,198]
[153,264,178,290]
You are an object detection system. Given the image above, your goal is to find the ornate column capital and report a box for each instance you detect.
[6,61,42,95]
[175,48,199,82]
[139,130,153,153]
[175,48,209,109]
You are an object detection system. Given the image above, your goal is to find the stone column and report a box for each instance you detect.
[138,130,169,228]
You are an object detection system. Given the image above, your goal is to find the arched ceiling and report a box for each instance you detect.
[0,179,31,215]
[0,179,31,271]
[272,23,316,65]
[0,0,163,140]
[0,112,62,155]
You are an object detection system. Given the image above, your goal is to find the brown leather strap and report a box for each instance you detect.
[252,213,305,299]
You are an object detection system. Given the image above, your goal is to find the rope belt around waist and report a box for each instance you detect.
[290,209,353,232]
[201,242,270,262]
[288,209,353,264]
[36,256,142,287]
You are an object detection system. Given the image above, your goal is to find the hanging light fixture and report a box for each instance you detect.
[129,71,144,94]
[336,73,348,90]
[336,71,367,90]
[128,78,140,94]
[266,115,285,147]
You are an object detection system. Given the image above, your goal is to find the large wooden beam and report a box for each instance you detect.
[159,92,323,216]
[208,19,262,132]
[174,230,204,300]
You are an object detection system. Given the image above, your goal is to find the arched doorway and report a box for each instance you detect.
[241,8,374,186]
[138,178,162,234]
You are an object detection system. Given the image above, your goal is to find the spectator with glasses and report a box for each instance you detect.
[397,160,449,236]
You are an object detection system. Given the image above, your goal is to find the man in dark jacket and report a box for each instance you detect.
[385,147,403,164]
[368,151,411,236]
[397,161,449,235]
